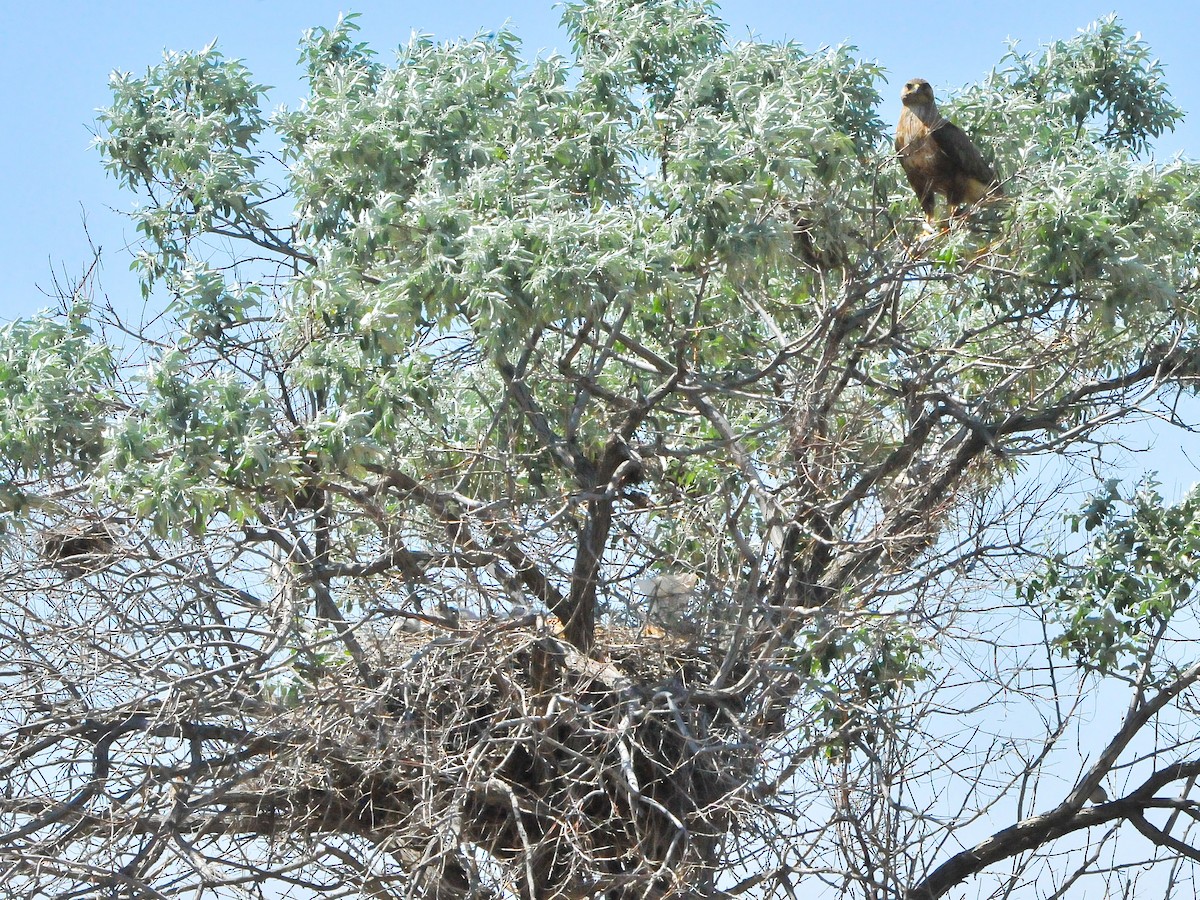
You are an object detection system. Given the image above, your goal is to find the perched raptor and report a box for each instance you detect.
[895,78,1001,228]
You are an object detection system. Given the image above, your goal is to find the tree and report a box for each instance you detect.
[2,3,1200,897]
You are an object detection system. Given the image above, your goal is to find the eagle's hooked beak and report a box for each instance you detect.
[901,80,931,105]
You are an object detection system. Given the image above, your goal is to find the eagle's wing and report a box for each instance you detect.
[930,121,997,186]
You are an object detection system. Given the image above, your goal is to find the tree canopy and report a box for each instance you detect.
[3,3,1200,898]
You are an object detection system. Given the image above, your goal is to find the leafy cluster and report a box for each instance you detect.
[1035,480,1200,674]
[0,307,113,516]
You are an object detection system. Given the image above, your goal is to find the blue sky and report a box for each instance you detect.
[4,0,1196,325]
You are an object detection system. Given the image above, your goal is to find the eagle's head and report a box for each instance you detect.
[901,78,936,108]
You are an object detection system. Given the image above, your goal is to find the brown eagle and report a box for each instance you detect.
[896,78,1001,228]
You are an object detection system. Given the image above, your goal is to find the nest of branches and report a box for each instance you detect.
[256,618,760,899]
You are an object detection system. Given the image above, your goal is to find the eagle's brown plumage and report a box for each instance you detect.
[896,78,1001,227]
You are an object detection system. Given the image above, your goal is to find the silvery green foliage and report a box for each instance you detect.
[3,0,1194,696]
[0,307,112,516]
[4,5,1200,897]
[2,0,1196,687]
[73,7,1192,546]
[1031,480,1200,676]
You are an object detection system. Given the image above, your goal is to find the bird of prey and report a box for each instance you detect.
[637,573,699,636]
[895,78,1001,228]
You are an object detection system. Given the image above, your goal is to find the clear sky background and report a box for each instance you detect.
[2,0,1197,488]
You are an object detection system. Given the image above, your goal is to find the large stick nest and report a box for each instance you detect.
[259,618,761,898]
